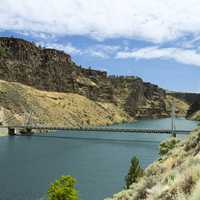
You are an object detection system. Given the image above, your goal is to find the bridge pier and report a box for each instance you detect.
[8,128,15,136]
[20,127,33,135]
[172,132,176,138]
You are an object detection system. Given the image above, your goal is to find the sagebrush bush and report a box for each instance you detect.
[190,180,200,200]
[130,177,156,200]
[0,47,6,56]
[159,138,180,156]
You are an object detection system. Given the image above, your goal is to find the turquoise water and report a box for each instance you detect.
[0,118,198,200]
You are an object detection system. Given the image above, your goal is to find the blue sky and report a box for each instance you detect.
[1,0,200,92]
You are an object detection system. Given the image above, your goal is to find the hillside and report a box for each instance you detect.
[186,95,200,120]
[168,92,199,105]
[0,80,131,127]
[0,37,189,120]
[106,127,200,200]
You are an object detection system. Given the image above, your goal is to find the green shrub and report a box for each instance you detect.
[0,47,11,57]
[125,156,144,189]
[159,138,180,156]
[0,47,6,57]
[48,176,79,200]
[195,115,200,121]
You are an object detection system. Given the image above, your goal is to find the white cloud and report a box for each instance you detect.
[1,0,200,43]
[36,41,121,58]
[84,44,121,58]
[116,46,200,66]
[37,42,81,55]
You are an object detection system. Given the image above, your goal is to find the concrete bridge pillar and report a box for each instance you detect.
[20,127,33,135]
[8,128,15,136]
[26,128,33,135]
[171,131,176,138]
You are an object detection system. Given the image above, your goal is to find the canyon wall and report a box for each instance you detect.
[0,37,189,121]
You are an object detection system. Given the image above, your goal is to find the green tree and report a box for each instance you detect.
[48,176,79,200]
[125,156,144,189]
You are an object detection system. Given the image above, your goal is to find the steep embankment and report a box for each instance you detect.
[186,95,200,120]
[169,92,199,105]
[0,80,131,127]
[165,94,189,117]
[168,92,200,120]
[0,37,189,121]
[106,127,200,200]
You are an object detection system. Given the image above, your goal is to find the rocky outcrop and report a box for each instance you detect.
[0,37,189,119]
[186,95,200,120]
[0,37,112,101]
[168,92,199,105]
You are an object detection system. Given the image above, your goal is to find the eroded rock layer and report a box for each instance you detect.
[0,37,189,120]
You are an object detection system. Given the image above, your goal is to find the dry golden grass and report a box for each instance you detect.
[0,80,132,131]
[165,95,189,117]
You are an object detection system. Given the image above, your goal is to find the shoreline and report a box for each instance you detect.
[0,128,8,137]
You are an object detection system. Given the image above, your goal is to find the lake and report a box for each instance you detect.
[0,118,198,200]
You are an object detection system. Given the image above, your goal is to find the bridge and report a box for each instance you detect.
[0,101,193,137]
[1,125,192,136]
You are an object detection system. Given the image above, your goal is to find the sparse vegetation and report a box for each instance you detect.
[159,137,180,156]
[107,129,200,200]
[0,47,7,57]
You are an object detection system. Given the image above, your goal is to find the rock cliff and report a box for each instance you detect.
[0,37,189,122]
[186,95,200,120]
[168,92,199,105]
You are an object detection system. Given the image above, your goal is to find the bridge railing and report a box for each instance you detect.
[0,125,192,135]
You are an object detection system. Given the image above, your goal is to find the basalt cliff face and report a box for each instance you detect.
[186,95,200,120]
[168,92,200,105]
[0,37,189,125]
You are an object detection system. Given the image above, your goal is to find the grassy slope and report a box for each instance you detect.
[0,80,132,129]
[188,111,200,121]
[165,95,189,117]
[106,127,200,200]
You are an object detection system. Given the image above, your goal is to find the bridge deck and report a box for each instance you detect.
[1,126,192,134]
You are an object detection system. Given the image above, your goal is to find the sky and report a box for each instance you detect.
[0,0,200,92]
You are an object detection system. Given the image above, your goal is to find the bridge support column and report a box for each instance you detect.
[171,131,176,138]
[8,128,15,136]
[20,127,33,135]
[26,128,33,135]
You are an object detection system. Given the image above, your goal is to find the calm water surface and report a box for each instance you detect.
[0,118,198,200]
